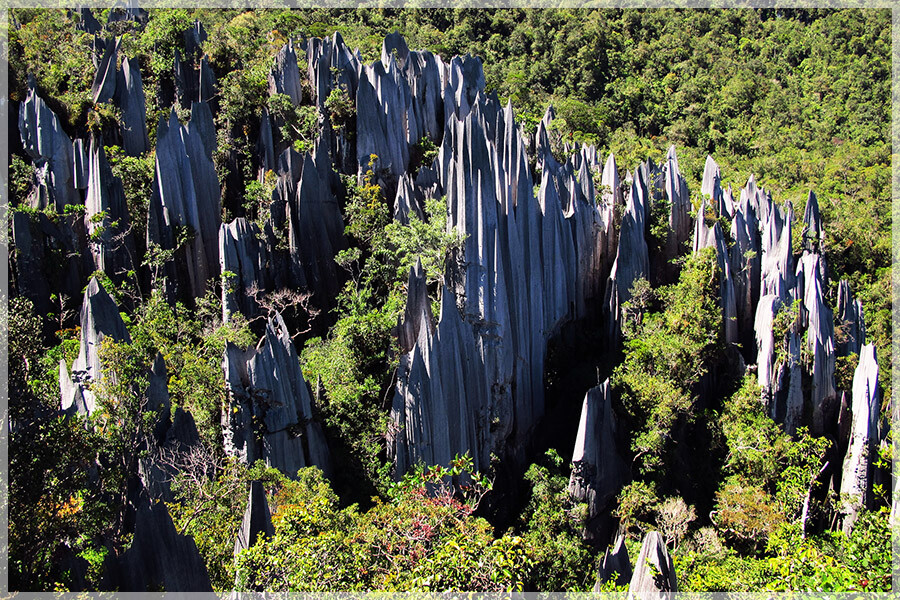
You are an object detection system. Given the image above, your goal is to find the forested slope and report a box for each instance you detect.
[7,8,892,592]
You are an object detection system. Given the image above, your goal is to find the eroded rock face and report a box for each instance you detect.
[91,37,119,104]
[628,531,677,598]
[836,279,866,358]
[269,39,304,105]
[802,190,824,255]
[840,343,880,532]
[754,294,781,411]
[84,136,136,283]
[219,218,269,323]
[61,278,131,416]
[117,55,150,156]
[117,500,212,592]
[692,198,739,345]
[19,86,77,210]
[147,106,221,301]
[235,480,274,555]
[606,166,650,344]
[796,253,836,435]
[73,7,102,34]
[391,92,608,475]
[730,195,761,358]
[568,380,626,540]
[222,315,331,479]
[308,32,360,110]
[594,532,632,591]
[356,55,416,181]
[661,145,692,281]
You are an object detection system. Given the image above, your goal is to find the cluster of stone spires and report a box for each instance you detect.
[11,16,883,590]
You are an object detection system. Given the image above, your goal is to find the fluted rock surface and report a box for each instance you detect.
[60,278,130,416]
[235,480,274,554]
[628,531,677,598]
[222,315,331,478]
[357,56,415,180]
[692,199,738,344]
[147,106,221,300]
[836,279,866,358]
[840,343,880,531]
[91,36,119,104]
[568,380,626,539]
[117,55,150,156]
[729,194,761,356]
[391,92,608,474]
[605,166,650,344]
[308,32,360,110]
[84,136,135,282]
[269,39,305,105]
[72,138,90,189]
[117,500,212,592]
[220,218,270,322]
[19,86,77,209]
[796,253,836,435]
[593,532,631,590]
[74,7,102,34]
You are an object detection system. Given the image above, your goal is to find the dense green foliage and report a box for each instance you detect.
[8,7,891,593]
[301,169,463,493]
[615,248,722,478]
[235,464,529,592]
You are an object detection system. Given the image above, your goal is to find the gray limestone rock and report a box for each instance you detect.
[382,31,410,68]
[284,145,346,301]
[836,279,866,358]
[692,199,738,344]
[269,40,304,105]
[117,500,212,592]
[840,343,880,532]
[754,294,782,404]
[594,532,632,590]
[568,380,626,539]
[74,7,101,34]
[307,32,360,113]
[628,531,677,598]
[257,107,276,182]
[393,172,425,225]
[222,342,257,465]
[356,56,415,180]
[760,200,794,301]
[72,138,90,189]
[664,146,692,253]
[802,190,824,254]
[184,20,207,60]
[599,153,622,273]
[241,315,331,478]
[91,37,119,104]
[605,167,650,344]
[729,196,761,357]
[392,92,605,476]
[147,107,221,300]
[442,54,485,124]
[235,480,274,555]
[198,55,217,104]
[11,210,87,317]
[19,86,77,209]
[796,253,836,435]
[62,278,130,416]
[117,56,150,156]
[84,136,136,282]
[701,155,722,204]
[147,353,171,438]
[396,259,434,353]
[219,218,270,323]
[107,5,148,25]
